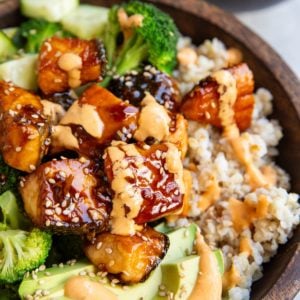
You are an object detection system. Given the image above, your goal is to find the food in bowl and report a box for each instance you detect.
[0,0,298,299]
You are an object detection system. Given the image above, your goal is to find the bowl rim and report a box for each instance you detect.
[0,0,299,299]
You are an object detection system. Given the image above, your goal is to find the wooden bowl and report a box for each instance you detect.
[0,0,299,299]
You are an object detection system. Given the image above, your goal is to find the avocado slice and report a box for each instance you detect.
[154,255,200,300]
[18,224,198,300]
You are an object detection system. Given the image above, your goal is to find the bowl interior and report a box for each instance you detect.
[0,0,299,299]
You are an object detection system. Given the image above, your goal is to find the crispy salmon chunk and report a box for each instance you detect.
[0,81,50,172]
[104,142,184,229]
[181,63,255,131]
[51,85,139,157]
[38,37,106,95]
[84,227,169,284]
[19,158,112,235]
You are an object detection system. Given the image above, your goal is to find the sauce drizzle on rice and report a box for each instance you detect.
[212,69,271,189]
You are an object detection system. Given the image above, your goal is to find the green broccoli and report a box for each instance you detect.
[0,155,20,196]
[12,19,71,53]
[102,0,179,84]
[0,191,52,284]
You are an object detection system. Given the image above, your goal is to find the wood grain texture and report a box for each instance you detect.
[0,0,299,299]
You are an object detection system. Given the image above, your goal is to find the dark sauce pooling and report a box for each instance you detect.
[108,65,181,112]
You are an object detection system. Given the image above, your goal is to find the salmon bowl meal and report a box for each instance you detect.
[0,0,299,299]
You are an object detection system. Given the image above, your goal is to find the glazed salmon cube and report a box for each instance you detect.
[38,37,106,95]
[104,142,184,226]
[51,85,139,157]
[0,81,50,172]
[84,226,169,283]
[19,158,112,235]
[180,63,255,131]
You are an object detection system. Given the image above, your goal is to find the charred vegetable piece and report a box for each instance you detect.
[180,63,255,131]
[104,142,184,229]
[51,85,139,157]
[19,158,112,235]
[38,37,106,95]
[108,65,180,111]
[84,226,169,284]
[0,81,50,172]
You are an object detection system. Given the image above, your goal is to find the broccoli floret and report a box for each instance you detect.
[0,191,29,230]
[0,229,51,284]
[12,19,71,53]
[0,156,20,196]
[102,0,179,83]
[0,192,52,284]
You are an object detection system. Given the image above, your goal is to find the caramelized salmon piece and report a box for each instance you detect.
[38,37,106,95]
[104,142,184,226]
[180,63,255,131]
[84,227,169,283]
[51,85,139,157]
[19,158,112,235]
[0,81,50,172]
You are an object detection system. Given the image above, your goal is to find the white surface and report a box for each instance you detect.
[235,0,300,78]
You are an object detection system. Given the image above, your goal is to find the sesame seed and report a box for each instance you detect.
[48,178,56,184]
[125,81,133,87]
[205,111,211,119]
[54,78,62,83]
[59,171,66,178]
[56,221,63,227]
[29,164,36,171]
[161,206,167,213]
[88,272,96,277]
[143,71,152,78]
[44,138,51,146]
[39,265,46,271]
[45,209,54,216]
[96,242,103,250]
[61,200,67,208]
[59,263,64,268]
[16,104,22,110]
[75,192,80,199]
[15,146,22,152]
[111,278,119,284]
[31,114,39,119]
[55,207,62,215]
[105,248,113,254]
[45,220,51,227]
[44,167,50,175]
[79,157,87,163]
[45,200,52,208]
[83,167,89,175]
[32,273,38,280]
[71,216,79,223]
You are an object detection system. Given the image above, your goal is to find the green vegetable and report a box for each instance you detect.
[20,0,79,22]
[0,31,17,62]
[0,191,29,230]
[0,192,52,284]
[13,19,70,53]
[0,156,20,196]
[102,0,179,84]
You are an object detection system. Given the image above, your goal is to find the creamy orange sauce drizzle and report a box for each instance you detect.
[189,233,222,300]
[60,100,104,138]
[51,125,79,150]
[64,276,117,300]
[212,70,271,189]
[117,8,144,40]
[239,236,252,257]
[134,93,171,142]
[198,174,220,211]
[222,265,241,291]
[229,195,269,233]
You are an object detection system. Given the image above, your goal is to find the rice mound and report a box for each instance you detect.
[173,37,300,300]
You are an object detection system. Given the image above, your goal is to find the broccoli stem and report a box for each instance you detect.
[115,33,148,75]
